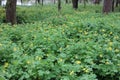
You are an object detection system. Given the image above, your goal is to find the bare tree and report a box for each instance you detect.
[6,0,17,25]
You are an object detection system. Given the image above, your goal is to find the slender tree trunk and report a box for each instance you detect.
[21,0,23,4]
[94,0,100,4]
[116,0,120,7]
[54,0,56,4]
[6,0,17,25]
[0,0,1,6]
[72,0,78,9]
[112,0,115,12]
[58,0,61,11]
[42,0,43,5]
[66,0,68,4]
[35,0,37,4]
[103,0,112,14]
[38,0,40,4]
[83,0,86,8]
[79,0,82,3]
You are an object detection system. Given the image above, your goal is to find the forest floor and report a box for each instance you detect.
[0,4,120,80]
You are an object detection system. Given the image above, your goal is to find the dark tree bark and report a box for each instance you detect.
[94,0,100,4]
[72,0,79,9]
[103,0,112,14]
[83,0,86,8]
[41,0,43,5]
[58,0,61,11]
[0,0,1,6]
[35,0,40,4]
[116,0,120,7]
[38,0,40,4]
[21,0,23,4]
[112,0,115,12]
[66,0,68,4]
[6,0,17,25]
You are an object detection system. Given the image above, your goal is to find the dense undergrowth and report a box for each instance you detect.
[0,4,120,80]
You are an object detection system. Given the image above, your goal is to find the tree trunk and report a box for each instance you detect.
[94,0,100,4]
[42,0,43,5]
[0,0,1,6]
[66,0,68,4]
[72,0,78,9]
[103,0,112,14]
[112,0,115,12]
[6,0,17,25]
[58,0,61,11]
[79,0,82,3]
[21,0,23,4]
[116,0,120,7]
[83,0,86,8]
[54,0,56,4]
[38,0,40,4]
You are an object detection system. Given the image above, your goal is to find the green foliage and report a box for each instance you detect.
[0,5,120,80]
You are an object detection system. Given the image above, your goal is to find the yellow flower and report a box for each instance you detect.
[109,42,113,46]
[59,58,63,62]
[0,29,3,32]
[70,71,74,75]
[110,32,113,34]
[83,68,86,71]
[13,47,17,51]
[99,54,103,57]
[105,61,110,64]
[114,36,119,39]
[0,43,2,47]
[24,53,27,56]
[90,61,94,64]
[27,61,30,64]
[75,55,78,59]
[4,62,9,68]
[117,64,120,66]
[44,38,46,40]
[75,61,81,64]
[103,34,106,36]
[30,43,33,47]
[3,70,6,73]
[94,33,97,36]
[35,56,41,60]
[46,54,49,56]
[84,31,88,35]
[59,47,62,51]
[115,49,119,53]
[47,38,51,41]
[38,57,41,60]
[102,29,105,32]
[83,68,89,73]
[79,30,82,32]
[108,47,112,51]
[66,45,69,48]
[84,69,89,73]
